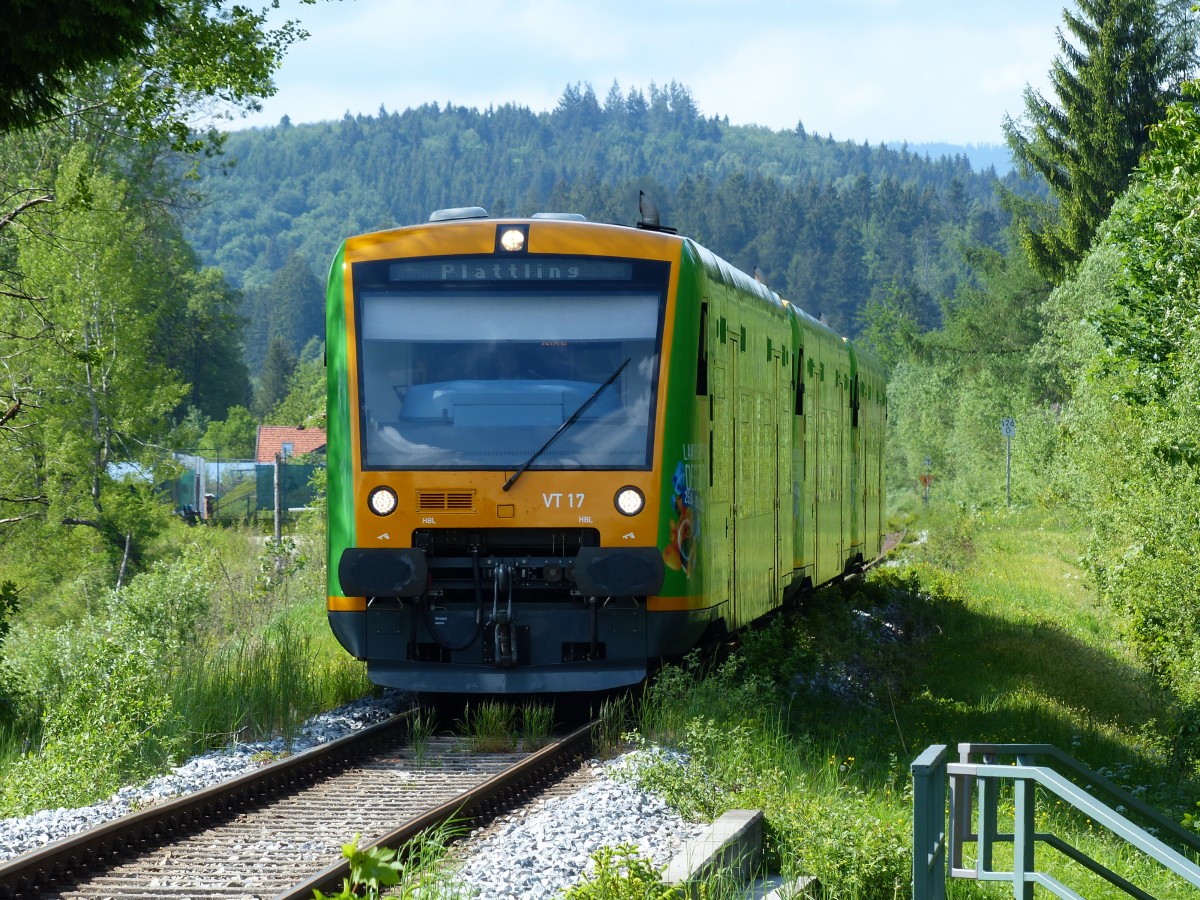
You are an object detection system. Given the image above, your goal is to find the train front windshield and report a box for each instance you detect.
[353,254,669,471]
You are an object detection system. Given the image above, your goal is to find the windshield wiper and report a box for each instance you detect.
[502,358,631,492]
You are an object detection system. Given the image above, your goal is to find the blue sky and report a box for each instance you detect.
[237,0,1065,146]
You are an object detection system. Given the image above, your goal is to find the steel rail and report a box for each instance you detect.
[0,712,412,898]
[277,718,596,900]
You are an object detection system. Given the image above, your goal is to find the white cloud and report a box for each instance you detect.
[241,0,1061,145]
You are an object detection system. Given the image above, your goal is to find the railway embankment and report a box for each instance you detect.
[4,505,1198,899]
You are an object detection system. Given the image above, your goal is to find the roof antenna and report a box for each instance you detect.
[639,190,659,228]
[637,190,677,234]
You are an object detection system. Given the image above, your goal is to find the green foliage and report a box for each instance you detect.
[768,784,909,900]
[0,581,19,645]
[269,338,326,428]
[0,582,23,729]
[0,0,305,603]
[521,702,555,751]
[409,707,436,765]
[0,553,211,813]
[243,252,323,372]
[458,700,518,752]
[1002,0,1198,282]
[0,0,169,131]
[314,822,467,900]
[559,844,679,900]
[0,525,368,815]
[254,335,298,419]
[1041,76,1200,762]
[313,834,402,900]
[157,263,252,419]
[630,649,912,898]
[870,221,1061,508]
[0,143,254,600]
[593,695,636,758]
[105,0,309,155]
[884,354,1060,507]
[623,509,1199,899]
[202,405,258,459]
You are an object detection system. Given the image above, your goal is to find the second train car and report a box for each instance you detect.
[325,206,886,693]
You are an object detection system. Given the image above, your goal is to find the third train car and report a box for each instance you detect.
[325,206,886,694]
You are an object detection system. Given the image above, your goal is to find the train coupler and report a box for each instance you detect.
[489,562,518,667]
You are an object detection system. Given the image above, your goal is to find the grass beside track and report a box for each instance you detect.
[0,518,371,817]
[3,502,1198,899]
[615,502,1200,900]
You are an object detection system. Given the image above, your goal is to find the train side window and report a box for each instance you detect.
[851,374,860,427]
[794,349,805,416]
[695,302,709,397]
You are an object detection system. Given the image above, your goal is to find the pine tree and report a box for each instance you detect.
[1003,0,1198,282]
[254,336,297,420]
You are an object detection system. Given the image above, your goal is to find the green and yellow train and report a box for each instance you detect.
[325,206,886,693]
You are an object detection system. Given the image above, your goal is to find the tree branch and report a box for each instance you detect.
[0,398,21,428]
[0,193,54,232]
[61,517,103,529]
[0,495,47,506]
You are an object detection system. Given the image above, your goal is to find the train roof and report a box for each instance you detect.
[380,206,858,350]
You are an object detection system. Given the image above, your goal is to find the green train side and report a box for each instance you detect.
[326,210,886,693]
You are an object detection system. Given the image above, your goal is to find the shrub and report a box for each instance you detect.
[559,844,679,900]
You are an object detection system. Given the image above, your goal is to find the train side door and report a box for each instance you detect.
[836,370,847,571]
[710,360,729,619]
[709,332,734,627]
[771,342,788,603]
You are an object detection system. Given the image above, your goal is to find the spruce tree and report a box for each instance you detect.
[1003,0,1197,282]
[255,336,297,421]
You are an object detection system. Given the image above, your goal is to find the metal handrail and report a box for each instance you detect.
[912,743,1200,900]
[912,744,948,900]
[957,744,1200,858]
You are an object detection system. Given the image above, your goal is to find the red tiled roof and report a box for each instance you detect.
[255,426,326,463]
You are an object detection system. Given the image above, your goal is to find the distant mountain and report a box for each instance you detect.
[889,142,1013,174]
[187,84,1014,369]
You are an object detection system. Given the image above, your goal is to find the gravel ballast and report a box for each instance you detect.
[0,696,703,899]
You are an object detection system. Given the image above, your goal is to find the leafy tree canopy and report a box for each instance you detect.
[0,0,170,131]
[0,0,310,603]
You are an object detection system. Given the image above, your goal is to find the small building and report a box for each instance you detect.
[255,425,327,464]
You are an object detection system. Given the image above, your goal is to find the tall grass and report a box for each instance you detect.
[458,701,518,752]
[0,519,371,817]
[171,615,370,748]
[620,502,1200,900]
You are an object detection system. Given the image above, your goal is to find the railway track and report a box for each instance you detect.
[0,712,595,899]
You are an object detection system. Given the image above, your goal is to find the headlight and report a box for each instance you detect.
[614,486,645,516]
[499,228,526,252]
[368,486,398,516]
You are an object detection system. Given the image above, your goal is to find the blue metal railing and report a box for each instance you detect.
[912,744,949,900]
[912,743,1200,900]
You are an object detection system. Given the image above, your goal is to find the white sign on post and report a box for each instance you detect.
[1000,417,1015,506]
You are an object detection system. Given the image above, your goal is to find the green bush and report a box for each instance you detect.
[559,844,680,900]
[0,529,369,815]
[769,787,909,900]
[1,615,185,813]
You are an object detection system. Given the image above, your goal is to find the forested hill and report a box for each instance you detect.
[186,82,1013,371]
